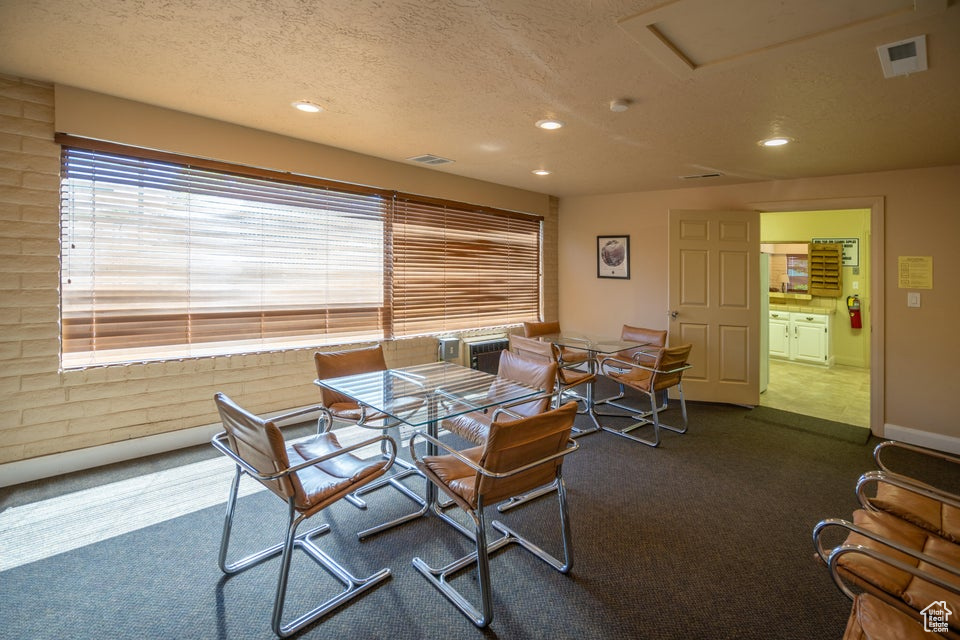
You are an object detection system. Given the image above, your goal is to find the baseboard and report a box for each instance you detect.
[883,423,960,456]
[0,406,321,489]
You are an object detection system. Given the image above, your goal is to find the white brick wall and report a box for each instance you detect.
[0,75,557,467]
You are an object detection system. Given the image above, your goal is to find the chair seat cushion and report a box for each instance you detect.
[606,366,653,391]
[288,433,386,510]
[420,446,484,507]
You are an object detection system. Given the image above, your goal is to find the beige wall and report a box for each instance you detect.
[559,166,960,444]
[761,209,871,368]
[0,77,556,468]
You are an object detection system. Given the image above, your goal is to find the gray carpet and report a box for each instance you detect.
[0,399,895,639]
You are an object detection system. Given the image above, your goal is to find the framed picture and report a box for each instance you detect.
[597,235,630,279]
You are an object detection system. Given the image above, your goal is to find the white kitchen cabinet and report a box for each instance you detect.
[768,311,791,359]
[791,312,830,364]
[769,310,832,365]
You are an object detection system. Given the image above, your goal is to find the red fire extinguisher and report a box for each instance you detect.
[847,295,862,329]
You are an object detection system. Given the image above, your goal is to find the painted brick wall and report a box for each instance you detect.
[0,75,557,465]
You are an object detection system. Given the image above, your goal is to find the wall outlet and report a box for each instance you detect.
[907,292,921,308]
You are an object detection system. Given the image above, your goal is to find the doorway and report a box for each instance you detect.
[758,206,874,430]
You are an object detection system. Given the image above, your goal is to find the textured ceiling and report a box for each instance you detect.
[1,0,959,197]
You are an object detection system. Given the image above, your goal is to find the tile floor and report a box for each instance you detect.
[761,357,870,428]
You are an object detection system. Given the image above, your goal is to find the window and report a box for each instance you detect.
[58,137,541,368]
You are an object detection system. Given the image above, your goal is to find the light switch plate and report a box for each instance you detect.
[907,292,921,308]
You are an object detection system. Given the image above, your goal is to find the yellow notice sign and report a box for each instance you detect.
[898,256,934,289]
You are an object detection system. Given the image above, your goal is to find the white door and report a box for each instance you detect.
[794,318,828,364]
[669,209,760,405]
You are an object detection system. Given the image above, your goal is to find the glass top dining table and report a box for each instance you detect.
[314,360,547,538]
[315,360,545,428]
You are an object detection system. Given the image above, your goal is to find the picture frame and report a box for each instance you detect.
[597,235,630,279]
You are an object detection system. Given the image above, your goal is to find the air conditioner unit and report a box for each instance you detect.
[459,335,509,374]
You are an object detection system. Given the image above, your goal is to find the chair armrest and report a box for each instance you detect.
[827,542,960,601]
[212,430,396,481]
[857,470,960,512]
[409,430,578,480]
[874,441,960,498]
[812,517,960,579]
[268,404,327,424]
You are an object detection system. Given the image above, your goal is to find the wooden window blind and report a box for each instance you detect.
[391,196,541,336]
[58,138,542,368]
[60,143,387,367]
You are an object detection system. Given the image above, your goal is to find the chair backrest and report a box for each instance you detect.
[509,333,559,365]
[491,350,557,418]
[650,344,693,392]
[314,345,388,407]
[214,392,300,500]
[522,320,561,338]
[620,325,667,363]
[476,401,578,505]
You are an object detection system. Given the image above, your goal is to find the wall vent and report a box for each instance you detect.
[680,172,723,180]
[877,35,927,78]
[407,153,454,165]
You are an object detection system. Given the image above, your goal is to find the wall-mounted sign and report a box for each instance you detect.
[812,237,859,267]
[898,256,933,289]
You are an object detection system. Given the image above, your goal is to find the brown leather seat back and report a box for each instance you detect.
[493,350,558,417]
[314,345,387,407]
[214,392,300,500]
[475,401,577,505]
[620,325,667,362]
[509,333,558,365]
[651,344,693,392]
[522,320,561,337]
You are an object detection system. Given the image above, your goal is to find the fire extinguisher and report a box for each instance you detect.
[847,295,862,329]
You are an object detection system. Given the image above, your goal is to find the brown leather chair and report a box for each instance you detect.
[595,343,693,446]
[522,320,589,366]
[314,345,423,512]
[410,401,579,628]
[597,325,668,409]
[815,511,960,638]
[211,393,395,637]
[509,333,595,415]
[442,349,557,445]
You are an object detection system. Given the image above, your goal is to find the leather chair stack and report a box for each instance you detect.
[814,440,960,639]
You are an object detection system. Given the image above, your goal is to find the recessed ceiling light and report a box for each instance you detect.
[535,119,564,130]
[532,169,552,176]
[759,136,793,147]
[292,100,323,113]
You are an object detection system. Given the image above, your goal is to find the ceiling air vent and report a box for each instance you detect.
[407,154,454,166]
[877,35,927,79]
[679,172,723,180]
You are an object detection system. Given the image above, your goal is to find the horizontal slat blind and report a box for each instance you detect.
[61,146,386,367]
[392,196,541,336]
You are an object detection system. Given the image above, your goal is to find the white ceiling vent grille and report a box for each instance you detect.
[680,172,723,180]
[877,35,927,78]
[407,154,454,166]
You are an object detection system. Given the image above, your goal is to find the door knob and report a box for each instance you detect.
[669,310,679,319]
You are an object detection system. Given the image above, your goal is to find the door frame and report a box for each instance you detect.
[751,196,884,436]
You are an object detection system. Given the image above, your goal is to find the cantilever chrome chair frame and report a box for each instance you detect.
[408,425,578,628]
[594,351,692,447]
[212,403,396,638]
